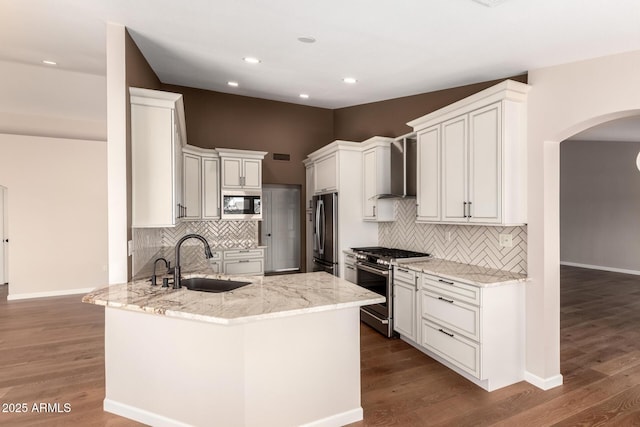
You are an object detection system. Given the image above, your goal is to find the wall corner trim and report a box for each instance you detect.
[524,371,563,390]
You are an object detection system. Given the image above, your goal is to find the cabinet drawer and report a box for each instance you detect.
[422,274,480,306]
[223,259,264,275]
[421,290,480,341]
[421,319,480,379]
[344,264,357,284]
[394,267,417,285]
[224,249,264,260]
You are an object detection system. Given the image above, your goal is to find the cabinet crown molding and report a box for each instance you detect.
[306,139,361,161]
[361,136,394,150]
[216,147,267,159]
[406,79,531,131]
[182,144,218,156]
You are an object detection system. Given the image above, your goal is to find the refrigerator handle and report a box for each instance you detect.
[315,200,322,255]
[319,199,325,255]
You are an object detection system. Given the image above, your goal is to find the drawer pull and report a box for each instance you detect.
[346,266,355,270]
[239,260,250,263]
[438,296,454,304]
[438,328,454,338]
[438,279,454,285]
[397,268,409,273]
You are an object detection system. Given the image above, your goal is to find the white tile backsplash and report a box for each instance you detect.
[379,199,527,274]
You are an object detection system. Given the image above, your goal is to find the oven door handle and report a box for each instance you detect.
[356,263,390,277]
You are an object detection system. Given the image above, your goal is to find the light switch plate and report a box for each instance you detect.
[499,234,513,248]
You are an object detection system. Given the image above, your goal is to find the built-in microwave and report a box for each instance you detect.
[221,190,262,220]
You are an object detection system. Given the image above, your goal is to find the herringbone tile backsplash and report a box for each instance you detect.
[132,221,258,278]
[379,199,527,274]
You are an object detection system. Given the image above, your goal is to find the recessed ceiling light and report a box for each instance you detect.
[343,77,357,84]
[299,94,310,99]
[243,57,261,64]
[297,36,316,44]
[472,0,510,7]
[42,60,57,66]
[228,81,239,87]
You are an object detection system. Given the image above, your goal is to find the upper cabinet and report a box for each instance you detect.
[130,87,186,228]
[361,137,395,222]
[408,80,530,226]
[314,153,337,194]
[217,148,267,191]
[182,145,220,220]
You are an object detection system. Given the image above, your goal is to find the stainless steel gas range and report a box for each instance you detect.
[352,246,432,337]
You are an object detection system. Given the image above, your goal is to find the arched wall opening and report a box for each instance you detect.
[525,49,640,389]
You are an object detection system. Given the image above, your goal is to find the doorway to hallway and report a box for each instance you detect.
[261,184,301,274]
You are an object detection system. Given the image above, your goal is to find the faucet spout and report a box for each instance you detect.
[173,233,214,289]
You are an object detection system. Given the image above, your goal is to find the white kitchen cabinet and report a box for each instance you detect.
[223,248,264,275]
[393,266,418,341]
[408,80,530,226]
[344,251,357,284]
[130,87,186,228]
[414,271,524,391]
[416,125,440,221]
[314,153,337,194]
[217,148,267,191]
[362,138,395,222]
[182,146,220,220]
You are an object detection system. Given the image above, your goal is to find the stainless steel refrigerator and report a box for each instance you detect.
[312,193,338,276]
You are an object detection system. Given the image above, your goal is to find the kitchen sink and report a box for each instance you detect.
[181,277,252,293]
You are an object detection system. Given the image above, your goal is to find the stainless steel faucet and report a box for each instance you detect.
[173,234,214,289]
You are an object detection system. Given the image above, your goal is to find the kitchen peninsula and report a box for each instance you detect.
[83,272,384,427]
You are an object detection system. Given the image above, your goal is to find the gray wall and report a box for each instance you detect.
[560,140,640,273]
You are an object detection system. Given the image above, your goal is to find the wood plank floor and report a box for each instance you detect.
[1,266,639,426]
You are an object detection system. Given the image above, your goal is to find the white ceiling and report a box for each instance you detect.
[2,0,640,109]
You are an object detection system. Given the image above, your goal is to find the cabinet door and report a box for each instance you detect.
[224,259,264,275]
[469,102,502,224]
[393,281,416,341]
[362,149,377,218]
[417,125,440,221]
[243,159,262,188]
[131,104,176,227]
[221,158,243,188]
[183,153,201,220]
[314,154,337,193]
[305,165,314,210]
[442,115,468,222]
[202,157,220,219]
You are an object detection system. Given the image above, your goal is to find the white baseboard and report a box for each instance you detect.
[7,287,95,301]
[301,407,363,427]
[560,261,640,276]
[524,371,563,390]
[104,399,192,427]
[105,399,362,427]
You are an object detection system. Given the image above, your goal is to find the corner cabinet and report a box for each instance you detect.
[217,148,267,191]
[408,80,530,226]
[182,145,220,220]
[361,137,395,222]
[130,87,186,228]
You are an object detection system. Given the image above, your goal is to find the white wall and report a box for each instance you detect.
[560,140,640,274]
[0,60,108,298]
[526,49,640,389]
[0,134,108,298]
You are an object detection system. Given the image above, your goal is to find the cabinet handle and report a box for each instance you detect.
[239,250,250,253]
[373,205,376,217]
[397,268,408,273]
[438,296,454,304]
[438,279,454,285]
[438,328,454,338]
[346,266,355,270]
[468,201,472,218]
[239,260,250,263]
[463,201,467,218]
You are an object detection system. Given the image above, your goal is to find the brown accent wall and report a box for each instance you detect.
[160,84,334,185]
[333,75,528,141]
[124,29,162,278]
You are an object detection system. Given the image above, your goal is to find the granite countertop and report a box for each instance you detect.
[396,258,528,288]
[83,271,384,325]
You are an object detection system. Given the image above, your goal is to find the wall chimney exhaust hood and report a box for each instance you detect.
[375,133,417,199]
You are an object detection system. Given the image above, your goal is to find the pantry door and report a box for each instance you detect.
[261,185,300,273]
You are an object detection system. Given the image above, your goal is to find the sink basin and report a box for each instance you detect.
[181,277,252,293]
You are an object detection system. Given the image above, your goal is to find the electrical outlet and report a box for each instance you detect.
[127,240,134,256]
[499,234,513,248]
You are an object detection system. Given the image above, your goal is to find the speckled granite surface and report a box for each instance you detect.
[396,258,528,287]
[83,272,385,325]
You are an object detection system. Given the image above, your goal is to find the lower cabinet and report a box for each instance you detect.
[223,249,264,275]
[395,268,524,392]
[344,251,357,284]
[393,267,418,341]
